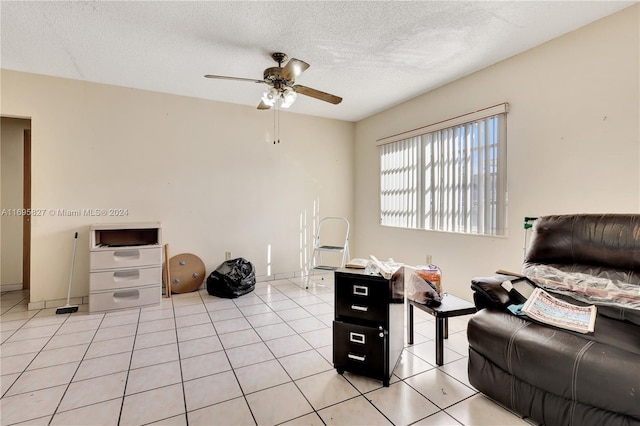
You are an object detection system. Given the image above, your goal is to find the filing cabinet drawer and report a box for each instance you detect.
[333,321,387,381]
[335,296,387,324]
[335,274,388,323]
[90,266,162,291]
[90,247,162,270]
[89,284,160,313]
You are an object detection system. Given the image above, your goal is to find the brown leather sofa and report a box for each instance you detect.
[467,214,640,426]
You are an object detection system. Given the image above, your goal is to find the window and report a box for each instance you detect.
[379,104,508,236]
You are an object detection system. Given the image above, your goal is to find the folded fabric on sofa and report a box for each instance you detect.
[524,263,640,310]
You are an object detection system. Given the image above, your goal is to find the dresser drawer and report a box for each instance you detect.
[89,284,160,313]
[90,266,161,292]
[90,247,162,270]
[335,275,388,323]
[333,321,387,380]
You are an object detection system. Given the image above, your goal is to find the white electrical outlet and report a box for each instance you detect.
[225,251,231,260]
[425,255,432,264]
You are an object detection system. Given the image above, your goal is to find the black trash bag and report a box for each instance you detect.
[207,258,256,298]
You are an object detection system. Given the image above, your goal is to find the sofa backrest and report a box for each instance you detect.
[524,214,640,273]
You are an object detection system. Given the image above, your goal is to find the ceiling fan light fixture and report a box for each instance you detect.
[205,53,341,111]
[280,87,297,109]
[262,87,279,107]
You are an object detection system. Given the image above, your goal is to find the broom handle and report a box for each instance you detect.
[67,232,78,305]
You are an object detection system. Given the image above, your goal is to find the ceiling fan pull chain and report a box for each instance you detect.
[272,104,280,144]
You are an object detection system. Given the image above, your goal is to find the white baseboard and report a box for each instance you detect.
[1,284,23,292]
[28,298,87,311]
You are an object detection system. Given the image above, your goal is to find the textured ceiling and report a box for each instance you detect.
[1,1,634,122]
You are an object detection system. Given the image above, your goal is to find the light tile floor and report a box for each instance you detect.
[1,275,532,425]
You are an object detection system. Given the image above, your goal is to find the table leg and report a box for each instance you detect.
[407,302,414,345]
[435,317,444,366]
[444,317,448,339]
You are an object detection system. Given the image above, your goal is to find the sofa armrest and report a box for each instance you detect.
[471,275,518,310]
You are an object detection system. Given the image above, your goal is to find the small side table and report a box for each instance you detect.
[407,294,476,366]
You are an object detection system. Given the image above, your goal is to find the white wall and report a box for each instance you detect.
[0,72,354,304]
[1,117,29,288]
[353,5,640,300]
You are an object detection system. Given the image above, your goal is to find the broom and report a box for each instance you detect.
[56,232,79,314]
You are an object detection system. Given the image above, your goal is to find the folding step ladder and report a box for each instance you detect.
[305,216,350,289]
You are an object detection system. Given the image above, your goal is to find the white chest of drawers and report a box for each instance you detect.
[89,223,162,313]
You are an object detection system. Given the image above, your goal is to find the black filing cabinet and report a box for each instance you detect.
[333,268,404,386]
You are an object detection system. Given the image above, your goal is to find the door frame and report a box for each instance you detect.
[23,129,31,289]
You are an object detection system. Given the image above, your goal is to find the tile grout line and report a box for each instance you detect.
[272,276,380,424]
[48,311,107,425]
[1,302,76,404]
[294,277,367,424]
[115,308,143,426]
[388,325,478,424]
[200,286,259,426]
[170,292,193,426]
[203,276,337,424]
[262,277,334,424]
[229,278,314,424]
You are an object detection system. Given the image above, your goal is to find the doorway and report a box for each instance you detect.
[1,117,32,291]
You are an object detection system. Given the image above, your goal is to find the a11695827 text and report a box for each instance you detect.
[1,208,129,217]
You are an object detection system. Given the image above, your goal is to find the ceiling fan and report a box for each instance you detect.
[204,52,342,110]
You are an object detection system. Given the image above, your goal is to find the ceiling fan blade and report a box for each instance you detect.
[280,58,310,81]
[204,74,265,84]
[257,100,271,110]
[293,85,342,105]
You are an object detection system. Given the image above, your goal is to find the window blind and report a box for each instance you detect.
[379,106,508,236]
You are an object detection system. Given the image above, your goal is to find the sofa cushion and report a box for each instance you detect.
[468,348,638,426]
[468,309,640,419]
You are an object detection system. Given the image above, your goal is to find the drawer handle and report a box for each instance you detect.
[351,304,368,312]
[113,289,140,300]
[348,353,366,362]
[353,285,368,296]
[349,332,365,344]
[113,270,140,281]
[113,250,140,259]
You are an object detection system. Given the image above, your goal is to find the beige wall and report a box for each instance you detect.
[1,117,30,288]
[0,72,354,304]
[353,5,640,299]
